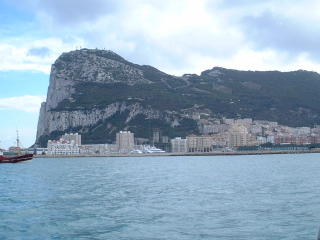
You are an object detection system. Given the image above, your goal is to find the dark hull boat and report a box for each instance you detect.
[0,154,33,163]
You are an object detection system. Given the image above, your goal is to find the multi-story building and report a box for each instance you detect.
[274,135,311,145]
[116,131,135,153]
[211,133,229,147]
[47,140,80,155]
[228,125,250,147]
[187,135,214,152]
[79,144,119,155]
[171,137,188,153]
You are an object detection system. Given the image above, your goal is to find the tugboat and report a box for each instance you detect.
[0,131,33,164]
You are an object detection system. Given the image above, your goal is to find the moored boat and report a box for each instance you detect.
[0,131,33,163]
[0,154,33,163]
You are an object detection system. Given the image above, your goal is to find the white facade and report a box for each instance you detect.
[171,137,188,153]
[79,144,118,155]
[47,140,80,155]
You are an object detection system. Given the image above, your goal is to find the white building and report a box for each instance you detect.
[47,140,80,155]
[116,131,135,153]
[79,144,118,155]
[171,137,188,153]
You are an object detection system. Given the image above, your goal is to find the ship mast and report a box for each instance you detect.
[16,130,20,148]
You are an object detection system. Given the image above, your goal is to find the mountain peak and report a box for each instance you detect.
[36,49,320,146]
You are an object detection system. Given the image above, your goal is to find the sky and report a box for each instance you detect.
[1,0,320,149]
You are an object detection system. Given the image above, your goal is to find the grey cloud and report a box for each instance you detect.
[24,0,119,25]
[217,0,263,8]
[80,27,240,75]
[241,12,320,59]
[27,47,51,57]
[216,0,291,9]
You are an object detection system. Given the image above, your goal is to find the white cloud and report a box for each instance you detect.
[0,95,45,113]
[0,37,85,73]
[3,0,320,75]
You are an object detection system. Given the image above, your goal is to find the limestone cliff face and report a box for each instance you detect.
[37,102,164,138]
[45,49,151,110]
[36,49,320,147]
[35,49,189,146]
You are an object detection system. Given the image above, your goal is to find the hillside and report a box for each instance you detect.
[35,49,320,147]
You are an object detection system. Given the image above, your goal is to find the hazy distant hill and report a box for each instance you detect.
[35,49,320,146]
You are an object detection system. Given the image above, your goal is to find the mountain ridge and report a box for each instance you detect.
[35,49,320,147]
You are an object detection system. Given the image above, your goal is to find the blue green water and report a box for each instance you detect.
[1,154,320,240]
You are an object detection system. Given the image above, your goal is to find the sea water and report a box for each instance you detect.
[1,154,320,240]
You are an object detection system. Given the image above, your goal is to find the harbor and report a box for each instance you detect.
[34,148,320,158]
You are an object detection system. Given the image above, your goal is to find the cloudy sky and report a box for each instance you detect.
[1,0,320,148]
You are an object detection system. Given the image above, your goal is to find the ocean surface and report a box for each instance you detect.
[1,154,320,240]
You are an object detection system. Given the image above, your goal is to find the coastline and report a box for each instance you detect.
[34,149,320,158]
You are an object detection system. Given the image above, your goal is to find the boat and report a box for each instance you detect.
[0,153,33,163]
[143,146,166,153]
[0,131,33,163]
[130,149,143,154]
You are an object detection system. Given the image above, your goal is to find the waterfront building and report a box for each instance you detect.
[47,140,80,155]
[274,135,311,145]
[311,135,320,144]
[171,137,188,153]
[116,131,135,153]
[187,135,214,152]
[210,133,229,147]
[228,125,250,147]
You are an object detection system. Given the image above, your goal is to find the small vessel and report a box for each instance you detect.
[0,154,33,163]
[143,146,166,153]
[0,131,33,163]
[130,149,143,154]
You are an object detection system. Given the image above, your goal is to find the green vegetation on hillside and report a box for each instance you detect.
[42,50,320,145]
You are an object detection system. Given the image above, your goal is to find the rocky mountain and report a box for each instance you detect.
[36,49,320,147]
